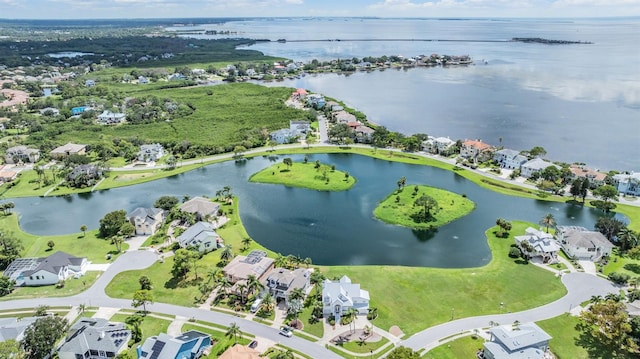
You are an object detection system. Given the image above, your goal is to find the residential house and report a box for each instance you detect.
[270,129,296,144]
[85,79,95,87]
[4,251,88,286]
[218,344,261,359]
[460,139,493,162]
[179,196,220,221]
[291,88,308,100]
[223,250,274,286]
[39,107,60,116]
[493,149,527,170]
[322,275,370,320]
[127,207,165,236]
[612,172,640,196]
[138,143,164,162]
[421,136,456,156]
[306,94,325,109]
[556,226,614,261]
[289,120,311,135]
[177,221,223,253]
[138,76,149,84]
[568,165,607,188]
[168,73,186,81]
[354,125,374,143]
[97,110,126,125]
[50,143,87,159]
[58,317,131,359]
[5,145,40,164]
[0,167,17,182]
[333,110,356,124]
[520,158,560,179]
[71,106,87,116]
[137,330,212,359]
[263,267,311,305]
[514,227,561,263]
[483,322,551,359]
[0,317,38,342]
[67,164,103,186]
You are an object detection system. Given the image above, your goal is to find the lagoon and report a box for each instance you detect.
[10,153,616,267]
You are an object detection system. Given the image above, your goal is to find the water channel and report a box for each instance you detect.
[10,153,617,267]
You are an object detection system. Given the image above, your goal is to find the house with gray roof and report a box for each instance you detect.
[137,330,211,359]
[179,197,220,221]
[264,267,311,306]
[269,128,296,144]
[483,322,551,359]
[5,145,40,164]
[493,149,528,170]
[4,251,88,286]
[421,136,456,156]
[322,275,370,320]
[97,110,126,125]
[58,317,130,359]
[520,158,559,178]
[612,172,640,196]
[127,207,165,236]
[556,226,614,261]
[514,227,561,264]
[177,221,223,253]
[0,317,38,342]
[138,144,164,162]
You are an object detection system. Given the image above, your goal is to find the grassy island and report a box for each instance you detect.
[249,159,356,191]
[374,184,475,229]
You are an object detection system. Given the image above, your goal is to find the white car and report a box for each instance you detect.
[279,326,293,337]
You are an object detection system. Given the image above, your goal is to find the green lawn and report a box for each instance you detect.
[297,304,324,338]
[322,221,566,336]
[373,184,475,229]
[422,335,483,359]
[249,161,356,191]
[537,315,589,359]
[181,323,252,358]
[336,336,389,353]
[1,272,99,300]
[110,313,172,358]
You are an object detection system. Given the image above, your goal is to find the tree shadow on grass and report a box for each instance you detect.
[574,326,635,358]
[623,263,640,274]
[513,259,529,265]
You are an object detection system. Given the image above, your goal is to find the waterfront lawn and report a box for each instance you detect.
[422,335,483,359]
[603,249,640,277]
[1,271,99,301]
[248,161,356,191]
[0,214,126,264]
[0,169,58,198]
[110,313,172,358]
[373,185,475,229]
[322,221,567,336]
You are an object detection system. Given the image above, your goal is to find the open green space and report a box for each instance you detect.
[422,335,483,359]
[373,184,475,229]
[297,304,324,338]
[0,271,99,301]
[110,313,172,358]
[537,315,590,359]
[249,161,356,191]
[322,221,566,336]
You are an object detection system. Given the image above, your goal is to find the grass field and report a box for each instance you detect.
[422,335,483,359]
[373,184,475,229]
[248,161,356,191]
[1,271,99,301]
[181,323,252,358]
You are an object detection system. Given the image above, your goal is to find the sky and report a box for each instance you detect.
[1,0,640,19]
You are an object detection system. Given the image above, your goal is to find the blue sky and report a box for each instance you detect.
[1,0,639,19]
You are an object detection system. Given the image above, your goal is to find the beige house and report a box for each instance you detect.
[50,143,87,159]
[223,250,274,284]
[180,196,220,221]
[127,207,165,236]
[556,226,614,261]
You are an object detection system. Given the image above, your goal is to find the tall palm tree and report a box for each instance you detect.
[540,213,556,233]
[77,303,87,315]
[274,253,288,268]
[261,293,275,313]
[590,295,603,304]
[236,283,248,305]
[241,237,252,250]
[220,244,234,263]
[345,307,358,333]
[246,274,264,298]
[217,277,232,296]
[303,257,312,268]
[617,227,639,251]
[207,268,221,286]
[225,322,241,344]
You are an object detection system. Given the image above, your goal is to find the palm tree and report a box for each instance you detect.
[274,253,288,268]
[540,213,556,233]
[289,287,306,303]
[617,228,639,251]
[220,244,234,263]
[274,349,294,359]
[225,322,241,344]
[241,237,252,250]
[261,292,275,313]
[303,257,312,268]
[590,295,603,304]
[345,307,358,333]
[246,274,264,298]
[77,303,87,315]
[207,268,221,286]
[217,277,232,296]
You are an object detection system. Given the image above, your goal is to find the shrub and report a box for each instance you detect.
[508,247,522,258]
[608,272,630,285]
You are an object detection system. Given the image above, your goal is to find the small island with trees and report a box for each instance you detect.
[374,180,475,229]
[249,157,357,191]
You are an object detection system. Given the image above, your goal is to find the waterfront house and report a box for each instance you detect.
[612,172,640,196]
[322,275,370,320]
[179,196,220,221]
[556,226,614,261]
[306,94,325,109]
[333,110,356,124]
[177,221,223,253]
[483,322,551,359]
[223,250,274,285]
[4,251,87,286]
[5,145,40,164]
[569,165,607,187]
[270,129,296,144]
[514,227,560,263]
[292,88,308,100]
[0,317,38,342]
[354,125,375,143]
[493,149,527,170]
[138,143,164,162]
[289,120,311,135]
[137,330,211,359]
[97,110,126,125]
[58,317,131,359]
[520,158,560,178]
[127,207,165,236]
[263,267,311,306]
[50,143,87,159]
[421,136,456,156]
[460,139,493,162]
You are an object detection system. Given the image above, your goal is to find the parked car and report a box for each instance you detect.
[279,326,293,337]
[249,340,258,349]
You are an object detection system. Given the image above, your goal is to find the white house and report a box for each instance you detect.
[421,136,456,156]
[97,110,126,125]
[483,322,551,359]
[514,227,561,263]
[612,172,640,196]
[4,251,88,286]
[520,158,560,178]
[177,221,223,253]
[137,144,164,162]
[270,129,296,144]
[322,275,370,320]
[58,317,131,359]
[493,149,527,170]
[127,207,165,236]
[556,226,614,261]
[5,145,40,164]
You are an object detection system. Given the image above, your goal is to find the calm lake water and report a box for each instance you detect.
[12,154,617,267]
[179,17,640,171]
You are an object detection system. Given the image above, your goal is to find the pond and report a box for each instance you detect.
[9,153,617,267]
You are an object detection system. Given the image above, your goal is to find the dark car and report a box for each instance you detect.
[249,340,258,348]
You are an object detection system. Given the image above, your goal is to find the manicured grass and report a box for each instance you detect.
[336,336,389,353]
[537,315,589,359]
[422,335,484,359]
[249,161,356,191]
[110,313,172,358]
[0,169,58,198]
[0,272,99,300]
[373,184,475,229]
[322,221,566,336]
[603,249,640,277]
[297,304,324,338]
[181,323,252,358]
[0,213,126,263]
